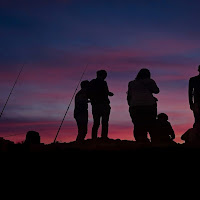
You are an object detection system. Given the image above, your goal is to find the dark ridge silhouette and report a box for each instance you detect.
[1,134,200,153]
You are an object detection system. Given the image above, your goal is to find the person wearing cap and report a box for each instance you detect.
[189,65,200,127]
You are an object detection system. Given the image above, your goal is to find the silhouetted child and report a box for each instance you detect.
[74,80,90,142]
[151,113,175,144]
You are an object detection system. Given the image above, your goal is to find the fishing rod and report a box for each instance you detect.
[0,64,24,119]
[53,64,88,143]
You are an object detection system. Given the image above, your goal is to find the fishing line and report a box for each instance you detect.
[0,64,24,119]
[53,64,88,143]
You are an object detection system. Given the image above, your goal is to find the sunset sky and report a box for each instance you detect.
[1,0,200,144]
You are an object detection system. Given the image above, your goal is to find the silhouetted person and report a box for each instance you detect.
[25,131,40,144]
[74,80,90,142]
[127,68,159,143]
[189,65,200,127]
[151,113,175,144]
[181,124,200,145]
[88,70,114,140]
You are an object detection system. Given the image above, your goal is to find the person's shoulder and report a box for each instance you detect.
[89,79,96,84]
[189,76,195,81]
[90,79,95,82]
[166,121,172,126]
[128,80,135,86]
[149,78,156,83]
[190,75,200,81]
[141,78,156,85]
[78,89,85,95]
[75,89,82,98]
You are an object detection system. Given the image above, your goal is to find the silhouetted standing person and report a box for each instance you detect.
[189,65,200,128]
[88,70,114,140]
[74,80,90,142]
[127,68,159,143]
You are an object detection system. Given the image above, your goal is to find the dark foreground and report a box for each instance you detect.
[1,137,200,155]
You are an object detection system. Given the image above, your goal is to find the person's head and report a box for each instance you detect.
[135,68,151,80]
[198,65,200,73]
[80,80,90,89]
[96,70,107,80]
[25,131,40,144]
[157,113,168,121]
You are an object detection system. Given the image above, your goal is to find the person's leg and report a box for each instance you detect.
[143,105,157,142]
[134,125,149,143]
[75,118,83,142]
[101,104,111,139]
[92,105,101,139]
[193,103,200,127]
[130,106,149,142]
[75,115,88,142]
[129,106,135,124]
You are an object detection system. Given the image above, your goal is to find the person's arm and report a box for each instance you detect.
[168,123,175,140]
[181,129,191,141]
[108,92,114,96]
[105,82,114,96]
[127,82,132,106]
[189,78,194,110]
[148,79,160,94]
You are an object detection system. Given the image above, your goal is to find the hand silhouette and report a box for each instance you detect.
[109,92,114,96]
[190,104,194,110]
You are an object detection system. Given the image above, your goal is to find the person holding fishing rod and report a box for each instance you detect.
[88,70,114,141]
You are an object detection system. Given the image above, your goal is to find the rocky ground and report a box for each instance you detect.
[1,137,200,154]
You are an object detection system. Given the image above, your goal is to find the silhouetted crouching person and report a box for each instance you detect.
[74,80,90,142]
[127,68,159,143]
[181,125,200,145]
[88,70,114,140]
[151,113,175,144]
[189,65,200,127]
[25,131,40,144]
